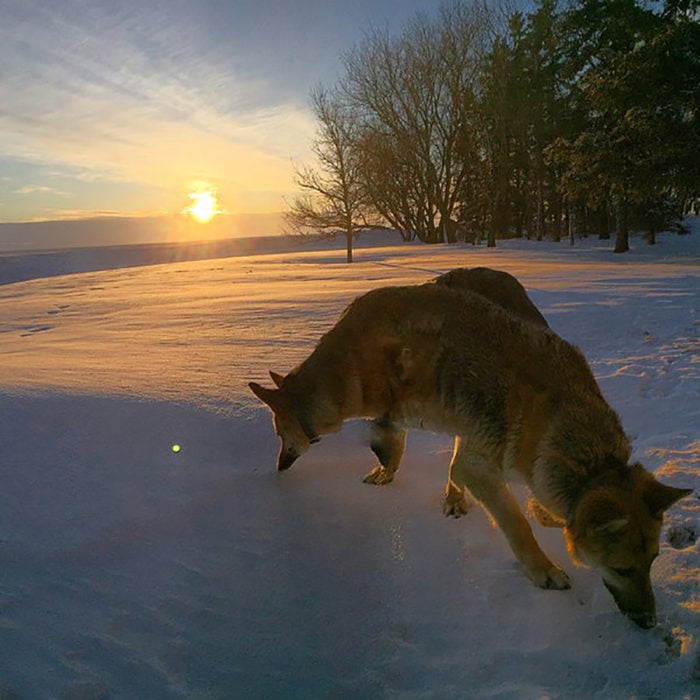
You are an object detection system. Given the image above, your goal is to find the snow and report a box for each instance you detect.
[0,225,698,698]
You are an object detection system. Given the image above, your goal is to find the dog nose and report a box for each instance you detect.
[627,610,656,629]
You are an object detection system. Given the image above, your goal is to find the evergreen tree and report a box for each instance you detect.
[289,0,699,254]
[553,0,699,251]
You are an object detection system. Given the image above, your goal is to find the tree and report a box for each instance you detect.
[550,0,645,251]
[523,0,569,241]
[552,0,700,252]
[342,2,489,243]
[623,11,700,220]
[292,0,698,256]
[480,31,516,245]
[285,86,377,263]
[473,0,568,244]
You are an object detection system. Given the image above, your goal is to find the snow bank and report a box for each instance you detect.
[0,227,697,698]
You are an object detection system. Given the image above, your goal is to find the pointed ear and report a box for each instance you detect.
[248,381,280,410]
[644,480,693,516]
[269,370,285,388]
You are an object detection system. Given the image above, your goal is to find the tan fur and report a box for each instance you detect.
[564,464,690,627]
[249,279,692,626]
[434,266,549,328]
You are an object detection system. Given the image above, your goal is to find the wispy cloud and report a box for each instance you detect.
[0,1,316,219]
[23,208,162,222]
[14,185,69,197]
[1,0,437,223]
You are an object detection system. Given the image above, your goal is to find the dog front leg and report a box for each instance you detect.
[443,436,471,517]
[452,445,571,590]
[363,419,406,485]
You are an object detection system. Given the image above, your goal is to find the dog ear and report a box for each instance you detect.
[269,370,285,388]
[643,479,693,517]
[248,381,279,409]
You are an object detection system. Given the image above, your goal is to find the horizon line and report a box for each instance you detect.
[0,210,287,226]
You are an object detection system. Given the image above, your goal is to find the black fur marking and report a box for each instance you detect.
[370,440,391,468]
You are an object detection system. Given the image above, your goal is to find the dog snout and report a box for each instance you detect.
[603,579,656,629]
[626,610,657,629]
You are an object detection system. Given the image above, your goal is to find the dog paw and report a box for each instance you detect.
[530,564,571,590]
[362,465,394,485]
[442,497,470,518]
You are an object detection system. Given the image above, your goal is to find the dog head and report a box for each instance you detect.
[565,464,692,628]
[249,370,324,471]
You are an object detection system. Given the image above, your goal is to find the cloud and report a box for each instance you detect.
[24,208,157,222]
[0,1,317,215]
[14,185,69,197]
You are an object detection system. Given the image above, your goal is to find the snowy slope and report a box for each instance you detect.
[0,227,698,699]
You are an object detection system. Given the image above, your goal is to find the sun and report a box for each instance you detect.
[187,190,220,224]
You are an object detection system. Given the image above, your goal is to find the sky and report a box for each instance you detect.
[0,0,444,232]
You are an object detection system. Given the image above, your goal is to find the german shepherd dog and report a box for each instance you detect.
[250,269,691,628]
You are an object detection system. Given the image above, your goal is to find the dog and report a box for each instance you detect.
[356,265,551,487]
[433,266,549,328]
[249,277,691,628]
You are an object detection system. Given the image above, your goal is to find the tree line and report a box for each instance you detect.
[285,0,700,261]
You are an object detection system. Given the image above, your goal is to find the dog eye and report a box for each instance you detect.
[612,567,636,578]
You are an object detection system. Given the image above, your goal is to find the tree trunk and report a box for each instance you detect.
[536,170,544,242]
[598,207,611,240]
[346,224,354,263]
[568,207,575,246]
[553,195,562,243]
[614,200,629,253]
[614,231,629,253]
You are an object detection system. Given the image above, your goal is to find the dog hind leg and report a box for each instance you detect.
[363,420,407,485]
[449,440,571,590]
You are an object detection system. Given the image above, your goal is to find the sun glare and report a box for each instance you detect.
[187,190,219,224]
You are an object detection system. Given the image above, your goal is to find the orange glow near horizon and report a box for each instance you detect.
[185,190,220,224]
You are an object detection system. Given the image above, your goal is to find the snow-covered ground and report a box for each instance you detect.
[0,226,698,699]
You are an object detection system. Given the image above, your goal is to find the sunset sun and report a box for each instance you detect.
[187,190,220,224]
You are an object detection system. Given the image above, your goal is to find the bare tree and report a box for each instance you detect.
[285,86,378,263]
[342,2,490,243]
